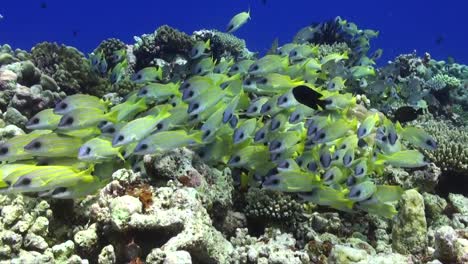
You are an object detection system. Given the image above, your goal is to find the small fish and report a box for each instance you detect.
[326,76,346,91]
[233,118,257,144]
[0,131,51,162]
[289,45,318,63]
[348,181,376,202]
[191,39,211,59]
[228,59,254,76]
[40,175,101,199]
[138,82,180,101]
[200,107,225,142]
[26,109,61,130]
[357,113,380,138]
[131,67,163,83]
[228,145,270,168]
[321,51,349,65]
[322,166,347,185]
[312,119,357,144]
[350,65,376,78]
[110,97,147,122]
[398,125,437,150]
[192,57,215,75]
[370,49,383,61]
[7,166,94,194]
[110,60,128,84]
[288,104,315,124]
[353,158,369,178]
[269,130,302,154]
[111,49,126,63]
[392,106,423,123]
[54,94,108,115]
[293,26,318,44]
[227,8,251,33]
[78,137,123,162]
[298,186,354,212]
[256,73,305,93]
[376,150,427,168]
[133,130,202,155]
[262,170,321,192]
[213,58,234,74]
[322,92,357,110]
[112,109,171,147]
[57,108,118,130]
[248,55,288,75]
[277,43,298,57]
[24,133,83,158]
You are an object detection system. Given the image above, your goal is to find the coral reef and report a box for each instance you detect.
[192,29,253,61]
[31,42,112,97]
[133,25,194,70]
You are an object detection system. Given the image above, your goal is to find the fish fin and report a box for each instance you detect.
[105,110,119,123]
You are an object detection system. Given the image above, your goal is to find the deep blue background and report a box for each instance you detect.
[0,0,467,64]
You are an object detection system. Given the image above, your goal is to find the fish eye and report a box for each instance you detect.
[245,80,251,85]
[188,90,194,98]
[260,78,268,84]
[203,130,211,138]
[117,135,124,142]
[136,74,142,80]
[271,141,281,150]
[233,156,241,163]
[31,118,40,124]
[291,51,297,56]
[271,178,280,185]
[141,89,148,95]
[192,103,199,111]
[353,190,361,198]
[171,102,177,107]
[232,66,239,71]
[297,159,303,166]
[426,139,436,148]
[251,106,258,112]
[324,99,333,105]
[318,132,326,140]
[183,83,190,89]
[279,160,290,169]
[329,82,335,89]
[251,64,259,71]
[0,147,8,155]
[280,96,287,104]
[341,144,347,150]
[59,103,68,109]
[17,177,32,186]
[64,117,74,125]
[84,147,91,155]
[238,132,244,140]
[197,68,202,74]
[32,141,42,149]
[156,123,163,130]
[139,144,148,150]
[107,127,116,134]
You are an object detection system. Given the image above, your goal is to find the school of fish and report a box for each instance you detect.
[0,15,437,218]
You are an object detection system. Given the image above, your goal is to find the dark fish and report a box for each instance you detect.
[40,2,47,8]
[72,30,79,37]
[393,106,423,123]
[292,85,326,110]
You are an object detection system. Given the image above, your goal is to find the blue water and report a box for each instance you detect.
[0,0,467,64]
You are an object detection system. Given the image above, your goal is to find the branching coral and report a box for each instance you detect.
[415,117,468,175]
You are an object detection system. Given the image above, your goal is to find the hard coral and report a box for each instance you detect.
[31,42,111,96]
[133,25,194,70]
[193,29,253,61]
